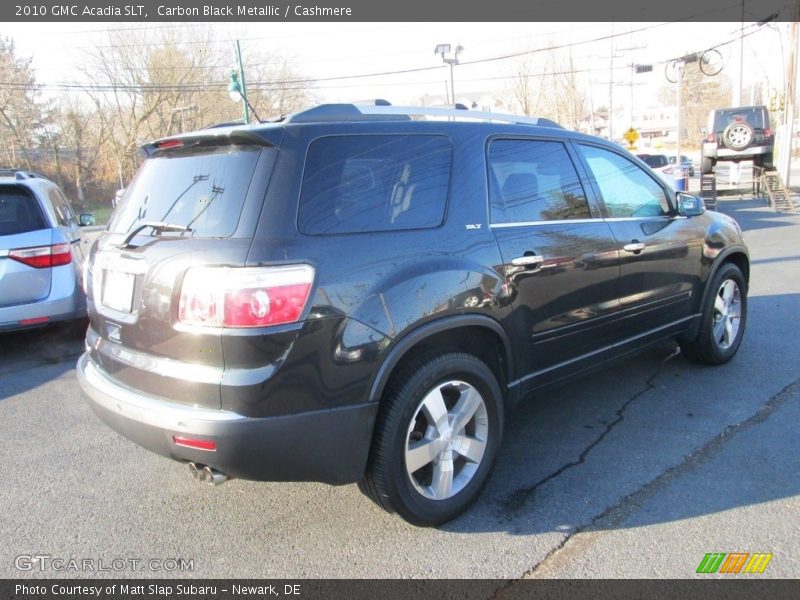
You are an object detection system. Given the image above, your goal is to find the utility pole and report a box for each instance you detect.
[780,16,798,187]
[608,23,615,140]
[736,0,745,105]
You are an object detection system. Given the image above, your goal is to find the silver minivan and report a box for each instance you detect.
[0,170,93,332]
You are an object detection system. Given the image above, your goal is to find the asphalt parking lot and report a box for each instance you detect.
[1,195,798,580]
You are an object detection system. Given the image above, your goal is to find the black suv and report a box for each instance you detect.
[77,103,749,526]
[701,105,774,174]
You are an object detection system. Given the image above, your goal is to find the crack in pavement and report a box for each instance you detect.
[494,374,800,590]
[498,345,681,522]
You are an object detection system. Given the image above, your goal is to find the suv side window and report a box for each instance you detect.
[299,135,451,235]
[577,144,670,218]
[487,139,591,223]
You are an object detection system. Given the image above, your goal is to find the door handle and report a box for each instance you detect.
[623,242,646,253]
[511,255,544,267]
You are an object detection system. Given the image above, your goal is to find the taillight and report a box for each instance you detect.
[706,132,717,143]
[178,265,315,328]
[764,128,773,137]
[9,243,72,269]
[157,139,184,150]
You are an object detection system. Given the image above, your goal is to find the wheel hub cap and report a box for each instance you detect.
[712,279,742,350]
[404,380,489,501]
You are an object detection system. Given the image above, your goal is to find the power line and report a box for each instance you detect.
[7,22,676,88]
[0,20,770,95]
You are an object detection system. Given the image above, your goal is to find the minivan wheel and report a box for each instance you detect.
[680,263,747,365]
[359,352,503,526]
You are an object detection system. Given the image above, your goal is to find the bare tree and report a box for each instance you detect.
[57,99,109,204]
[511,59,539,117]
[82,26,234,184]
[508,46,586,129]
[659,67,732,147]
[240,53,317,119]
[81,27,315,190]
[0,36,46,170]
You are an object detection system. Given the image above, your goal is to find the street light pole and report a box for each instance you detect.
[435,44,463,105]
[234,39,249,123]
[448,61,455,106]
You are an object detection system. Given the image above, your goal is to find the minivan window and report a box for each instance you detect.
[487,139,590,223]
[48,188,76,227]
[298,135,451,235]
[108,145,262,238]
[0,187,47,235]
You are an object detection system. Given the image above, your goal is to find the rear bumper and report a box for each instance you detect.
[702,144,772,160]
[77,353,378,484]
[0,290,85,332]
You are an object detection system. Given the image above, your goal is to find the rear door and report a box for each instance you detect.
[488,137,621,380]
[0,185,53,307]
[574,142,703,337]
[86,141,275,409]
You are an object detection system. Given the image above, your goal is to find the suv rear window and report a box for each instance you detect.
[298,135,451,235]
[108,145,262,238]
[0,187,47,235]
[714,107,767,131]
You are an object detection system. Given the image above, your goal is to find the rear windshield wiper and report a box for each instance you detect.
[120,221,191,248]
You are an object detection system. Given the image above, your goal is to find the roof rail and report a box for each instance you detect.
[350,98,392,106]
[0,169,42,180]
[285,104,410,123]
[284,103,562,128]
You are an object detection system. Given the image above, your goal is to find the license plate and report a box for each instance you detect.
[102,270,135,313]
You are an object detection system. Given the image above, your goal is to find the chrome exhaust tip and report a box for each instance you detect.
[202,465,229,486]
[188,462,203,480]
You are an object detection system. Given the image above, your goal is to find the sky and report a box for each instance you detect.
[7,21,791,116]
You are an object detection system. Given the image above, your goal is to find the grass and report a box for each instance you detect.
[87,206,113,226]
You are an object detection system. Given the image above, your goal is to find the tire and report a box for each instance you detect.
[359,352,504,526]
[762,151,774,170]
[701,156,714,175]
[680,263,747,365]
[722,121,754,151]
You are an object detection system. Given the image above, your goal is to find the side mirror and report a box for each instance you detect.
[79,213,96,226]
[676,193,705,217]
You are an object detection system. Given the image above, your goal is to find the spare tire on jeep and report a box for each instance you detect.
[722,121,755,151]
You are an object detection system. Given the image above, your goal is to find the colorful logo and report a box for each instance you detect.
[696,552,773,574]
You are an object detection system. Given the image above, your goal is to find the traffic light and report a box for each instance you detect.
[769,93,785,112]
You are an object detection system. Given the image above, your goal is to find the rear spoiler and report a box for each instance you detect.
[141,129,277,157]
